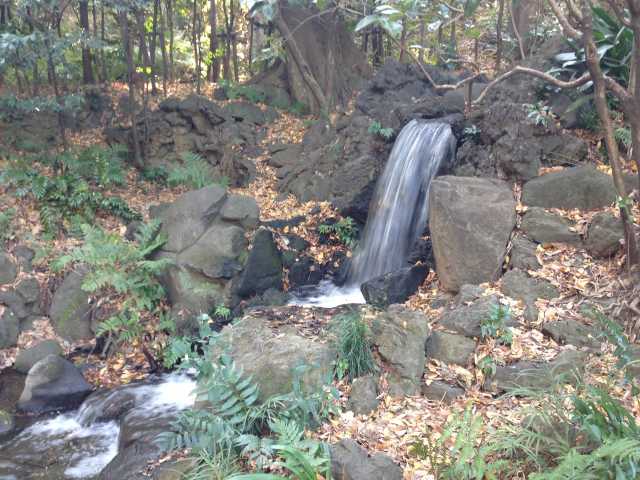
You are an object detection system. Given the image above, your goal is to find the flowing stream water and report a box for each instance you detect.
[0,373,196,480]
[290,120,456,308]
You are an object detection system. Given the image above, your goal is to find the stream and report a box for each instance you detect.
[0,373,196,480]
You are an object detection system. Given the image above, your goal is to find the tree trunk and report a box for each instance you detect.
[273,9,329,113]
[165,0,175,81]
[418,16,425,63]
[582,3,638,266]
[100,2,107,81]
[118,10,143,169]
[495,0,505,73]
[149,0,159,95]
[209,0,220,81]
[159,0,168,95]
[135,10,155,94]
[399,16,407,62]
[79,0,94,84]
[192,0,201,93]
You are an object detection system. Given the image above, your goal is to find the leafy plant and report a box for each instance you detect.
[185,448,240,480]
[318,217,358,248]
[53,220,171,346]
[168,152,229,190]
[524,102,553,127]
[480,303,513,345]
[409,406,504,479]
[368,120,395,140]
[140,166,169,184]
[61,145,127,187]
[332,311,376,381]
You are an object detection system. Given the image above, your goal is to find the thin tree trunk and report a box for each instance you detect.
[248,18,254,70]
[418,16,425,63]
[209,0,220,81]
[135,10,155,94]
[166,0,175,81]
[495,0,505,73]
[149,0,159,95]
[192,0,202,93]
[79,0,94,84]
[159,0,168,95]
[582,3,638,266]
[100,2,107,81]
[118,10,143,169]
[399,16,407,62]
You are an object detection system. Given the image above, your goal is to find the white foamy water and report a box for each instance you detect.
[0,372,196,480]
[288,280,365,308]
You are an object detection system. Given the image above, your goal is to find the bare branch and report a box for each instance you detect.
[509,0,526,59]
[472,67,591,105]
[565,0,583,23]
[606,0,632,27]
[548,0,582,39]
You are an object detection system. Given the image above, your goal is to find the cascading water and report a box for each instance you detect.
[0,373,196,480]
[290,120,456,308]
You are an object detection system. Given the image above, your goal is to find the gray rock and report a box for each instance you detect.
[0,289,29,320]
[509,235,540,271]
[422,380,465,404]
[372,306,430,396]
[521,208,581,245]
[220,194,260,229]
[49,267,93,342]
[0,252,17,285]
[14,340,64,374]
[484,350,586,393]
[0,307,19,349]
[454,284,484,306]
[585,212,624,258]
[0,409,14,438]
[285,234,310,252]
[426,331,476,366]
[178,225,246,279]
[15,277,40,304]
[429,176,516,292]
[223,101,267,125]
[522,166,617,210]
[13,245,35,272]
[330,439,403,480]
[214,314,335,402]
[152,185,227,253]
[502,269,559,322]
[439,295,513,338]
[361,265,428,307]
[347,375,379,415]
[236,228,283,298]
[542,320,600,348]
[17,354,92,413]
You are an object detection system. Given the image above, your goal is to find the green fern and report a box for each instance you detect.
[168,152,229,189]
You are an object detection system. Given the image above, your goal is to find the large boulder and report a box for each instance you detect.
[214,313,335,401]
[429,176,516,292]
[151,186,260,324]
[347,375,379,415]
[330,439,403,480]
[371,306,430,396]
[542,319,600,348]
[235,228,283,298]
[509,235,540,271]
[585,212,624,258]
[360,265,428,307]
[522,166,617,210]
[49,267,93,341]
[17,354,92,413]
[0,252,17,285]
[14,340,64,374]
[520,208,581,245]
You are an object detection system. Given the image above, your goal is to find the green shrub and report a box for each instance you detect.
[368,120,394,140]
[332,311,376,381]
[53,220,171,346]
[168,152,229,190]
[318,217,358,248]
[480,303,513,345]
[61,145,127,187]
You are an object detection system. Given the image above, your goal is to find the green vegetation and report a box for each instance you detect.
[53,220,171,347]
[168,152,229,190]
[368,120,395,140]
[480,303,513,346]
[332,311,376,381]
[0,208,15,244]
[318,217,358,248]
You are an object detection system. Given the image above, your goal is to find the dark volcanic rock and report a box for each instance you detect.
[585,212,624,258]
[425,331,476,366]
[0,252,17,285]
[521,208,581,245]
[542,319,600,348]
[49,267,92,341]
[347,375,379,415]
[440,295,516,338]
[236,228,283,298]
[361,264,428,307]
[0,308,19,349]
[14,340,64,374]
[422,380,465,404]
[509,235,540,271]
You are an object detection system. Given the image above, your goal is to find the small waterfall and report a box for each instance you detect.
[290,120,455,308]
[347,120,456,285]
